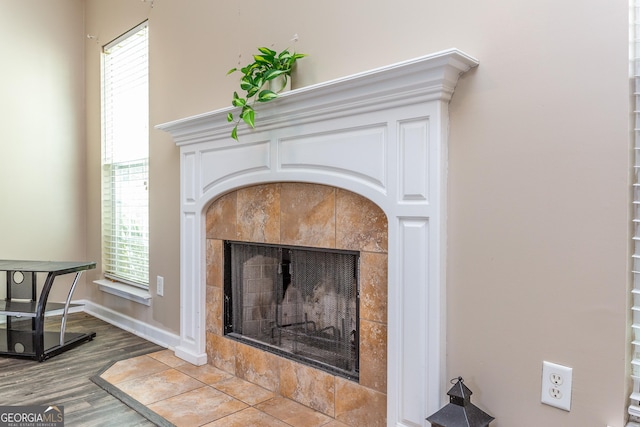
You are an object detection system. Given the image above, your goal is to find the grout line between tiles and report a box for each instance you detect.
[97,350,348,427]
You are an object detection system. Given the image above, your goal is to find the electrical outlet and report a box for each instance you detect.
[550,373,563,386]
[157,276,164,297]
[549,387,562,399]
[541,361,572,411]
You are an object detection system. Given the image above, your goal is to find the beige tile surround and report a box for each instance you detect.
[205,183,388,426]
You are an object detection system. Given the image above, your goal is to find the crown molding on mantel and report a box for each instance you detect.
[156,48,478,145]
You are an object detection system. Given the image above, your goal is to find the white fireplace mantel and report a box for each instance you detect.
[157,48,478,427]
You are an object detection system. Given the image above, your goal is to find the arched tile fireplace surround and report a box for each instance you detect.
[158,49,478,427]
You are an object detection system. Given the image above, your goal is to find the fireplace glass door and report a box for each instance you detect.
[224,241,359,380]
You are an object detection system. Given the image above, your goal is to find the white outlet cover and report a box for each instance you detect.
[541,361,572,411]
[157,276,164,296]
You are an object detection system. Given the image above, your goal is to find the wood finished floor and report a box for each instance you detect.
[0,312,164,426]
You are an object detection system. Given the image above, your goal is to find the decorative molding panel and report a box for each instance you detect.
[158,48,478,427]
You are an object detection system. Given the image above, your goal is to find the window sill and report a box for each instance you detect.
[93,279,152,306]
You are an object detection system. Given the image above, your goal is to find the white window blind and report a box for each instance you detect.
[102,22,149,288]
[632,1,640,423]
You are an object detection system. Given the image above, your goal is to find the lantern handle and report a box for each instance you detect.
[450,376,464,384]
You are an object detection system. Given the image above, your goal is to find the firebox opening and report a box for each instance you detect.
[223,241,360,381]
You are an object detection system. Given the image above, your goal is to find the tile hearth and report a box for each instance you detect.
[99,349,350,427]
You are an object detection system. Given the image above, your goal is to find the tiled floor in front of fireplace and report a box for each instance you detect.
[99,349,350,427]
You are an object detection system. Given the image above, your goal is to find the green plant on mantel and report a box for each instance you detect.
[227,47,306,141]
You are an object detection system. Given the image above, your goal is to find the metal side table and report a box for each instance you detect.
[0,260,96,361]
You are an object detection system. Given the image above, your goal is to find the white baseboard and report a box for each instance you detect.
[174,346,208,366]
[77,299,180,351]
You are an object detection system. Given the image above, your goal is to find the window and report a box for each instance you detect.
[632,1,640,422]
[101,22,149,288]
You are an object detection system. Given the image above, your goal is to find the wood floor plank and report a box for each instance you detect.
[0,312,165,426]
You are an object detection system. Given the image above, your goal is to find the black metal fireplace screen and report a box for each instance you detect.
[224,241,359,380]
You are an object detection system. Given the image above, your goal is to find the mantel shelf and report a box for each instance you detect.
[157,48,478,145]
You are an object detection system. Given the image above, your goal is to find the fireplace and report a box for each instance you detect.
[157,49,478,427]
[203,182,388,424]
[224,241,360,380]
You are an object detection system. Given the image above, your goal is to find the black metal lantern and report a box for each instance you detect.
[426,377,494,427]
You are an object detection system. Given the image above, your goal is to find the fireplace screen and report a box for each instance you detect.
[224,241,359,380]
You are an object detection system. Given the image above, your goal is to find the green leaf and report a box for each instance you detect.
[227,112,233,122]
[240,104,253,114]
[227,67,237,75]
[240,81,254,91]
[241,109,255,128]
[257,90,278,102]
[246,86,259,98]
[258,46,277,57]
[232,97,246,107]
[253,54,270,64]
[231,126,238,140]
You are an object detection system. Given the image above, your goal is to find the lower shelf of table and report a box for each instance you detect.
[0,328,96,361]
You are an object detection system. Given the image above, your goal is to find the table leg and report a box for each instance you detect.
[34,272,56,361]
[59,271,83,346]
